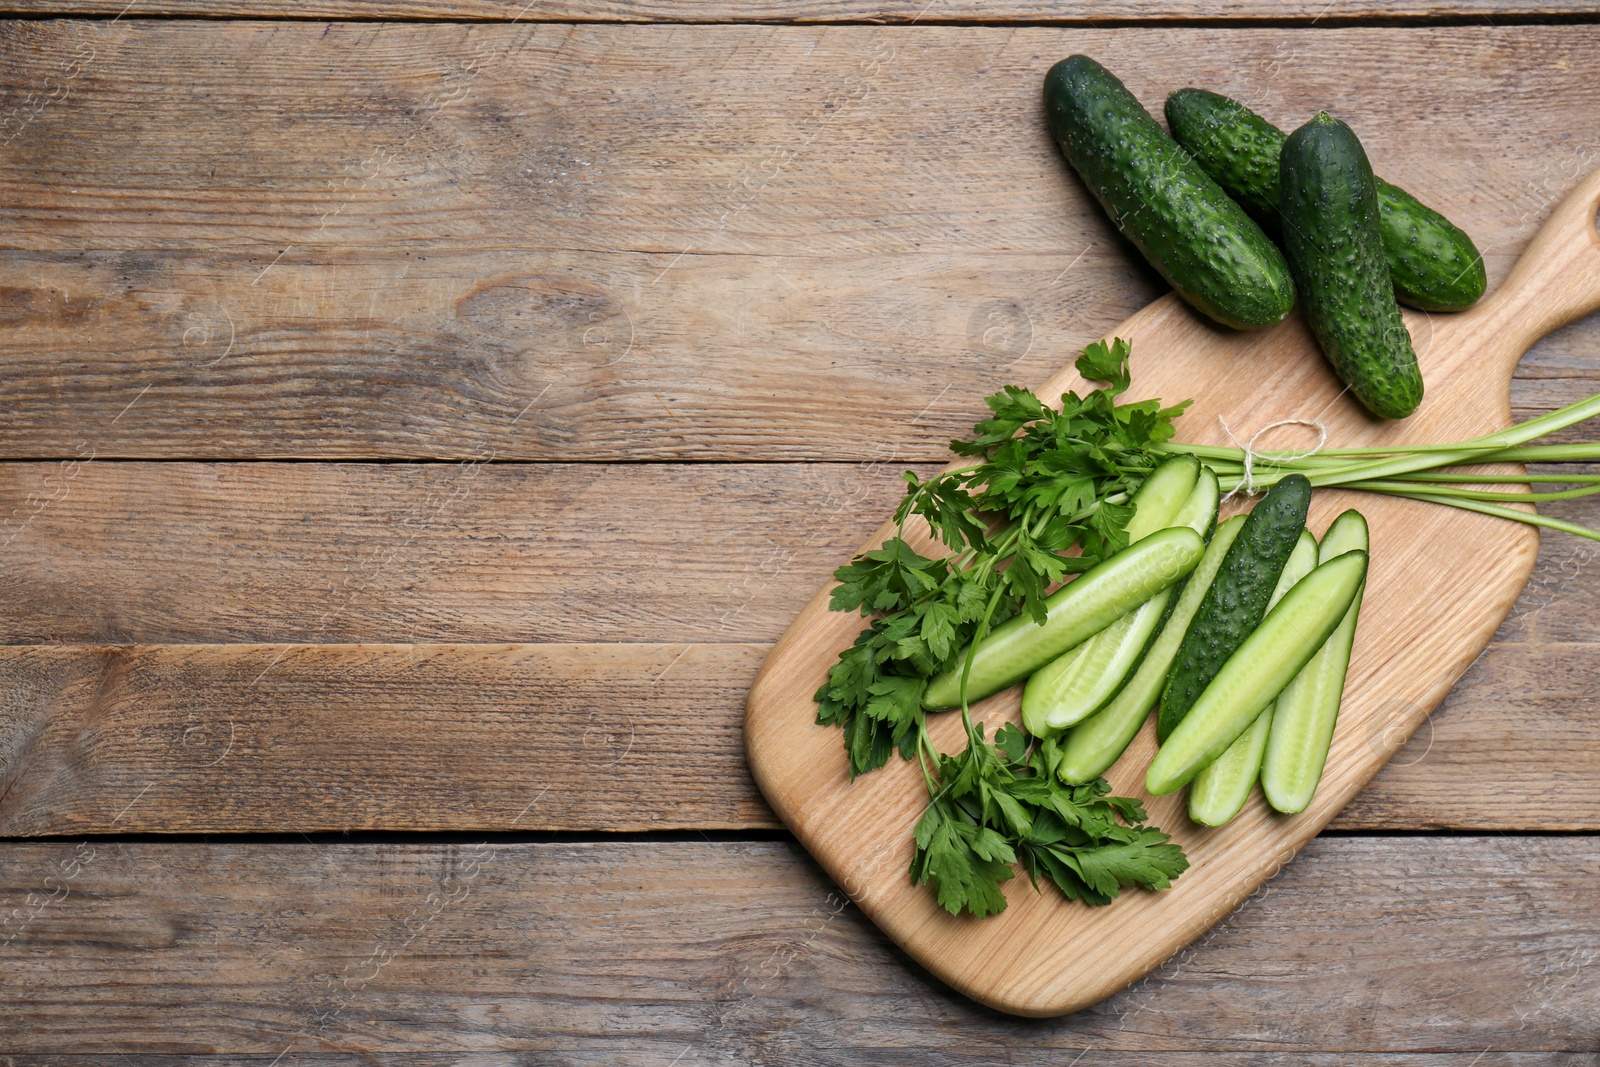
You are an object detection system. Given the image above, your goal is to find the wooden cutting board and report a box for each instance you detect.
[746,166,1600,1017]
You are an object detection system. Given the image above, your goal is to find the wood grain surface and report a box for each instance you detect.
[0,461,920,645]
[0,838,1595,1057]
[3,458,1594,646]
[1,458,1597,834]
[1,23,1599,459]
[1,638,1597,834]
[7,1,1600,19]
[1,4,1598,1053]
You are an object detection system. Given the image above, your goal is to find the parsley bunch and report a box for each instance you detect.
[815,339,1189,777]
[814,339,1193,917]
[913,723,1188,917]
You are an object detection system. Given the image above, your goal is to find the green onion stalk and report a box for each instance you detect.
[1157,391,1600,543]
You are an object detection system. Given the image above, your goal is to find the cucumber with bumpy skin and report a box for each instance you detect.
[1021,458,1209,734]
[1043,56,1295,330]
[1164,89,1485,312]
[1280,112,1424,420]
[1158,474,1312,742]
[1186,528,1317,826]
[1057,511,1245,784]
[1375,181,1488,313]
[1261,509,1369,814]
[923,526,1205,710]
[1147,549,1369,797]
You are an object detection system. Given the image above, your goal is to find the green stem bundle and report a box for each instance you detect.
[1162,397,1600,542]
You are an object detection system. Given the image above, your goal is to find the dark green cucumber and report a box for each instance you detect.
[1280,112,1423,421]
[1157,474,1311,742]
[1164,88,1284,226]
[1374,180,1488,312]
[1165,88,1486,312]
[1043,56,1294,330]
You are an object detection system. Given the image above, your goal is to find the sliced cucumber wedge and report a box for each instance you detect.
[923,525,1206,710]
[1187,528,1317,825]
[1146,548,1368,796]
[1261,509,1369,814]
[1186,708,1273,827]
[1056,508,1244,784]
[1022,465,1217,734]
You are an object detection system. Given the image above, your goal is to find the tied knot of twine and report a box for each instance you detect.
[1218,416,1329,503]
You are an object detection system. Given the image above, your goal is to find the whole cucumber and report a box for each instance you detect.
[1375,180,1488,313]
[1280,112,1424,420]
[1165,88,1486,312]
[1043,56,1295,330]
[1157,474,1311,742]
[1164,88,1284,225]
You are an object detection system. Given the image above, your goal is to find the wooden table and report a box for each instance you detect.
[1,2,1597,1060]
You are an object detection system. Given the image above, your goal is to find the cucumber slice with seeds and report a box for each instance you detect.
[1022,460,1210,734]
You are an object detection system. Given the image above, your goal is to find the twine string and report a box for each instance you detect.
[1218,416,1329,503]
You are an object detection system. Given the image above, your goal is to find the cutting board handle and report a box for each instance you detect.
[1476,165,1600,366]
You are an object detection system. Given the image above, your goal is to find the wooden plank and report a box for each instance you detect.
[0,642,768,834]
[0,247,1592,462]
[1,22,1598,459]
[0,639,1595,834]
[0,838,1594,1053]
[6,21,1592,258]
[6,1,1600,20]
[16,463,1597,649]
[0,461,928,646]
[0,248,1162,461]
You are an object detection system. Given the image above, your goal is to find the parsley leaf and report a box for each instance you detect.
[1074,337,1132,393]
[817,338,1189,776]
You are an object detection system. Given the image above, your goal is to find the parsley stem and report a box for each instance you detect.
[915,722,940,797]
[958,586,1007,720]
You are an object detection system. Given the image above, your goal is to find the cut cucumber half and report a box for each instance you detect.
[1187,528,1317,825]
[923,526,1206,710]
[1121,455,1203,542]
[1147,548,1368,796]
[1262,509,1370,814]
[1022,464,1216,734]
[1186,707,1272,827]
[1056,508,1244,784]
